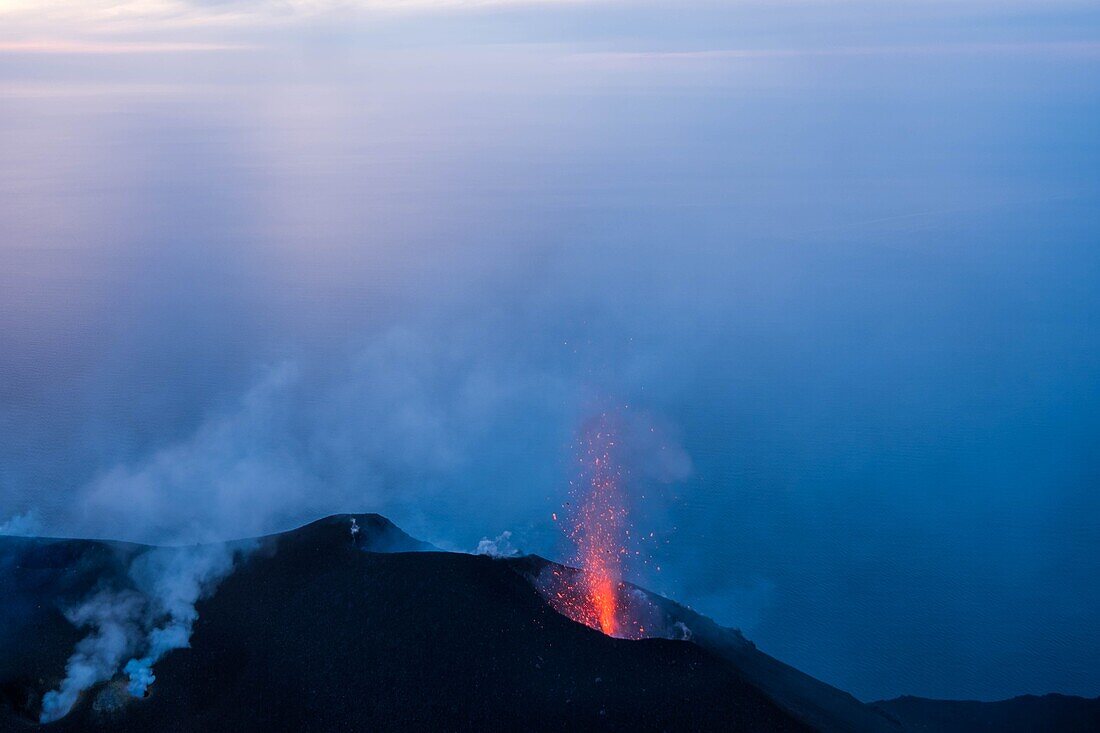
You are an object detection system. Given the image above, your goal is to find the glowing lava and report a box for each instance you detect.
[547,413,641,638]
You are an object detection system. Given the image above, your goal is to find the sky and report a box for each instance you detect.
[2,0,1100,703]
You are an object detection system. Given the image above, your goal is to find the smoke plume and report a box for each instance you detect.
[0,510,41,537]
[120,544,241,697]
[39,543,243,721]
[39,590,146,723]
[474,531,520,558]
[59,328,578,548]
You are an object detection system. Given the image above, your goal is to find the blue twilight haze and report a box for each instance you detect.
[1,0,1099,704]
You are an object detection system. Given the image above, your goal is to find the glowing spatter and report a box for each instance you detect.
[546,413,647,639]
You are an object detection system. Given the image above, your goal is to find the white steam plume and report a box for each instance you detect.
[40,544,242,721]
[474,530,520,558]
[66,328,575,546]
[39,589,145,723]
[0,510,42,537]
[121,544,240,698]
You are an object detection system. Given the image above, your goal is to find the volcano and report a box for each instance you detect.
[1,515,1097,732]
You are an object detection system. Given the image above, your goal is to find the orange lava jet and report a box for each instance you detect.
[547,413,640,638]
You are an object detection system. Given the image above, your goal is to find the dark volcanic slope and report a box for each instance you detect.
[648,593,903,733]
[507,555,901,733]
[4,515,1096,733]
[873,693,1100,733]
[1,515,807,732]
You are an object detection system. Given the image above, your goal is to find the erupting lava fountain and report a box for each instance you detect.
[548,412,649,639]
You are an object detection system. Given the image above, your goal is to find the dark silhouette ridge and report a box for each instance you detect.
[0,515,804,732]
[873,693,1100,732]
[2,514,1097,732]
